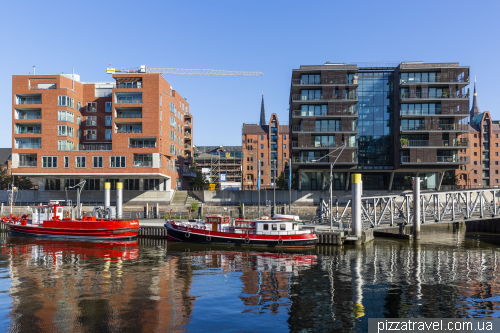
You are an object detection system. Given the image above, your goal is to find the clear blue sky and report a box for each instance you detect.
[1,0,499,147]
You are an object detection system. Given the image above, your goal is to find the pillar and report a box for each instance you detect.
[351,173,362,238]
[116,182,123,219]
[414,176,420,240]
[104,182,111,209]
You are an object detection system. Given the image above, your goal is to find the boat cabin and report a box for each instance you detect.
[204,216,230,232]
[255,220,299,234]
[31,204,64,224]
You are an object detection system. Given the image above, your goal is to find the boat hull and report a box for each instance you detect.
[2,222,139,240]
[165,223,317,248]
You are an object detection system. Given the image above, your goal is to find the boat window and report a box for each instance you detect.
[263,224,269,230]
[280,224,286,230]
[293,223,297,230]
[272,224,277,231]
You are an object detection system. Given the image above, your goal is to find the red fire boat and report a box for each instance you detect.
[0,202,140,240]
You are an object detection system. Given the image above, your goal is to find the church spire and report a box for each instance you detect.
[259,93,266,126]
[470,76,481,124]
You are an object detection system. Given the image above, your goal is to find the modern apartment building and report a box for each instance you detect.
[11,72,194,197]
[456,82,500,188]
[242,96,290,190]
[194,145,243,189]
[290,62,470,191]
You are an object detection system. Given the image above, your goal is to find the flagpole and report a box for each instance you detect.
[257,160,261,218]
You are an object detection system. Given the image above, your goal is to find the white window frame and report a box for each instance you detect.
[87,102,97,112]
[75,156,86,168]
[42,156,58,168]
[77,101,81,111]
[58,96,74,108]
[110,156,126,168]
[86,116,96,126]
[93,156,103,168]
[86,129,96,140]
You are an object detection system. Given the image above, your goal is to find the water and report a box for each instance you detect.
[0,227,499,332]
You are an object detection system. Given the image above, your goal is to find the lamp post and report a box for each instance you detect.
[311,144,346,229]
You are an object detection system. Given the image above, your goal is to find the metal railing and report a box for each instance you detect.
[292,93,358,101]
[292,125,358,132]
[17,99,42,105]
[399,77,469,84]
[15,128,41,134]
[115,82,142,89]
[400,92,469,100]
[293,156,358,163]
[400,123,469,131]
[16,113,41,120]
[116,113,142,118]
[292,109,358,117]
[79,144,112,151]
[401,156,467,163]
[292,141,357,148]
[16,143,42,149]
[133,162,152,167]
[19,161,37,167]
[400,139,468,147]
[116,128,142,133]
[29,85,56,90]
[116,98,142,104]
[292,78,358,85]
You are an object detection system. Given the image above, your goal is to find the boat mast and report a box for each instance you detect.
[68,180,86,219]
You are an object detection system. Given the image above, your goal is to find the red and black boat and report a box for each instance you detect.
[164,214,317,248]
[0,202,140,240]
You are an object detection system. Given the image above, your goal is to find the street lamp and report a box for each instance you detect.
[312,143,346,230]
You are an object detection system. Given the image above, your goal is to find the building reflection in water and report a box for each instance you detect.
[2,229,500,332]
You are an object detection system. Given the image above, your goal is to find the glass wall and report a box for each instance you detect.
[357,71,394,169]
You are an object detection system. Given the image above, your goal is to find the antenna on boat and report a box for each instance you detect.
[8,184,18,217]
[68,180,86,219]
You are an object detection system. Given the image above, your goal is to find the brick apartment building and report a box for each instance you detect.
[290,61,471,191]
[11,72,194,196]
[456,81,500,188]
[242,95,290,190]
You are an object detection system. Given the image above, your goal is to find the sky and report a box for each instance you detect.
[1,0,499,147]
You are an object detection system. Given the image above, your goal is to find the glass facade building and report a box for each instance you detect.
[290,62,470,191]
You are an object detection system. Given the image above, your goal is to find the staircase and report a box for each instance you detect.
[171,191,201,206]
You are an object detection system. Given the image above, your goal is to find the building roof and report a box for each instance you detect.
[195,145,242,153]
[242,124,289,135]
[0,148,12,167]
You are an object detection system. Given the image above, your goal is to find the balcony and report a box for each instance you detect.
[399,77,469,85]
[79,143,112,151]
[133,154,152,167]
[182,167,196,177]
[292,78,358,85]
[400,91,468,101]
[400,108,468,116]
[292,109,358,117]
[19,154,37,167]
[16,95,41,105]
[400,123,469,132]
[15,124,41,134]
[15,110,41,120]
[115,82,142,89]
[184,121,192,127]
[292,155,358,164]
[292,92,358,101]
[400,156,468,164]
[400,139,469,148]
[292,141,358,148]
[29,83,56,90]
[15,138,41,149]
[292,125,358,133]
[116,109,142,118]
[129,138,156,148]
[115,93,142,104]
[116,124,142,134]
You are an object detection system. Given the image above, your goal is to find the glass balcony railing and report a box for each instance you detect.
[19,160,37,167]
[292,141,357,148]
[17,97,42,105]
[116,112,142,118]
[400,124,469,131]
[116,96,142,103]
[292,93,358,101]
[400,91,468,100]
[15,127,41,134]
[79,144,112,151]
[16,112,41,119]
[115,82,142,89]
[292,125,358,132]
[293,109,358,117]
[292,77,359,85]
[401,156,467,163]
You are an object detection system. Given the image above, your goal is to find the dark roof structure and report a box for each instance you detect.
[0,148,12,167]
[259,94,266,126]
[242,124,289,135]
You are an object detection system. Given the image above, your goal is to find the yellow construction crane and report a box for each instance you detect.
[106,65,263,76]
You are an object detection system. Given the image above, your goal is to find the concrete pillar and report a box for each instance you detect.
[413,176,421,240]
[104,182,111,209]
[242,203,245,218]
[351,173,362,238]
[116,182,123,219]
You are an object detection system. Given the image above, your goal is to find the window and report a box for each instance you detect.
[260,144,264,149]
[261,135,263,140]
[45,179,61,190]
[116,124,142,133]
[284,144,286,149]
[496,152,499,156]
[93,156,103,168]
[170,116,176,126]
[261,153,264,158]
[474,143,477,147]
[497,170,499,174]
[272,224,277,231]
[84,179,101,191]
[105,129,112,140]
[474,179,477,183]
[58,125,74,137]
[64,156,69,168]
[474,170,477,174]
[58,140,75,151]
[19,154,37,167]
[474,161,477,165]
[77,101,81,111]
[496,161,499,166]
[496,143,499,147]
[280,224,286,231]
[76,156,86,168]
[474,152,477,156]
[496,134,499,138]
[170,102,175,113]
[497,180,499,184]
[261,170,264,175]
[474,134,477,138]
[58,96,74,108]
[284,135,286,140]
[105,116,112,126]
[170,144,176,155]
[284,153,286,157]
[58,110,74,123]
[87,102,97,112]
[86,130,96,140]
[77,115,82,125]
[144,179,160,191]
[110,156,126,168]
[105,102,112,112]
[133,153,152,167]
[42,156,57,168]
[130,138,156,148]
[263,224,269,231]
[105,179,120,190]
[124,179,140,190]
[86,116,96,126]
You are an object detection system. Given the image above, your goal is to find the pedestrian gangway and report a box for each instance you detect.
[317,187,500,229]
